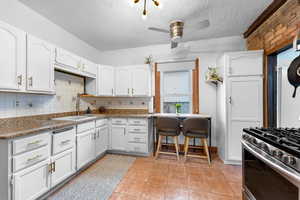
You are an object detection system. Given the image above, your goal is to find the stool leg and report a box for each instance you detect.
[184,137,190,161]
[203,138,211,165]
[155,135,162,159]
[174,136,180,161]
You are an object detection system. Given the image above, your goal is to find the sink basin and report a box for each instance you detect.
[53,115,97,122]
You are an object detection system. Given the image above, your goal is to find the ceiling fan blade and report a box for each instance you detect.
[185,19,210,32]
[171,41,178,49]
[148,27,169,33]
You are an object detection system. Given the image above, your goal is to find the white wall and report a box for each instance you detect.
[277,48,300,127]
[0,0,101,62]
[98,36,246,146]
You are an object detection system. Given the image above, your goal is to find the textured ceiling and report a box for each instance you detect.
[20,0,272,51]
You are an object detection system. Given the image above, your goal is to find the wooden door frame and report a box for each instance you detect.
[154,58,200,114]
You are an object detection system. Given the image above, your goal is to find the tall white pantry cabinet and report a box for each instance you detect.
[216,50,263,165]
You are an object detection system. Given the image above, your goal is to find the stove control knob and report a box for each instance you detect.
[260,143,269,153]
[242,134,249,141]
[251,138,258,145]
[275,150,284,159]
[283,156,297,166]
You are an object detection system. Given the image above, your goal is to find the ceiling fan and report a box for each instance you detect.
[148,19,210,49]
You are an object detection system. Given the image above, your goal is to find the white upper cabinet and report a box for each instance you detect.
[131,65,150,96]
[26,35,55,94]
[98,65,115,96]
[115,67,131,96]
[226,50,263,76]
[81,59,97,78]
[0,21,26,92]
[115,65,151,97]
[55,48,81,73]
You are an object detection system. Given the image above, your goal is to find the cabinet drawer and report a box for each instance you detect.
[128,134,147,144]
[52,128,76,155]
[77,121,95,133]
[128,118,147,126]
[12,133,50,155]
[127,143,148,153]
[111,118,127,125]
[13,146,50,172]
[96,119,108,127]
[128,126,147,134]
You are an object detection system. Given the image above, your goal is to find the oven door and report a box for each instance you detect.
[242,141,300,200]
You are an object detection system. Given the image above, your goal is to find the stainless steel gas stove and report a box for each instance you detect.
[242,127,300,200]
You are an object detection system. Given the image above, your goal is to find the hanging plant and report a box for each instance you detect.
[205,67,223,82]
[145,55,153,64]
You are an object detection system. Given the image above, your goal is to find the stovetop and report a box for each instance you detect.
[243,127,300,157]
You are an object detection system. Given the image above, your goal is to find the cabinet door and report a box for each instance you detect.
[227,76,263,161]
[51,149,76,187]
[0,21,26,91]
[226,50,263,77]
[103,126,109,152]
[82,59,97,78]
[115,67,131,96]
[76,130,95,169]
[55,48,81,72]
[95,126,109,157]
[27,35,55,93]
[98,65,115,96]
[13,159,50,200]
[131,66,150,96]
[111,126,126,151]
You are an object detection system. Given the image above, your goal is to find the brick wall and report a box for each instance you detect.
[246,0,300,54]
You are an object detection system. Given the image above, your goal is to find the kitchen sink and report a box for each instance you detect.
[53,115,97,122]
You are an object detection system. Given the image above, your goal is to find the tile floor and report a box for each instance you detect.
[109,154,242,200]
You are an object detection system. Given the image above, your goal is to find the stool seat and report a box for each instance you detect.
[158,128,180,136]
[184,129,208,138]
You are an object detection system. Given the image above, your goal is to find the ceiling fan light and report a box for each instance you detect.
[134,0,140,3]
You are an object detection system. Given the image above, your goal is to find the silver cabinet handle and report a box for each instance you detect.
[128,88,130,95]
[60,139,71,145]
[27,140,42,147]
[27,154,42,163]
[28,77,33,86]
[17,75,22,86]
[132,88,134,95]
[111,88,114,95]
[229,96,232,104]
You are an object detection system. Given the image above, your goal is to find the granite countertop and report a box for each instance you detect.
[0,113,210,139]
[0,119,76,139]
[90,114,151,118]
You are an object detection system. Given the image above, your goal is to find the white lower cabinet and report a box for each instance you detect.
[76,130,95,169]
[110,118,150,154]
[12,159,51,200]
[95,126,109,157]
[111,126,127,151]
[50,149,75,187]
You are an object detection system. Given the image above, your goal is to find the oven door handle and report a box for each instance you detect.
[242,140,300,184]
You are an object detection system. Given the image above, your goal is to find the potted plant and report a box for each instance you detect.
[205,67,223,83]
[145,55,153,64]
[175,103,182,114]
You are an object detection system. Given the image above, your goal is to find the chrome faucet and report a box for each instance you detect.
[76,93,81,116]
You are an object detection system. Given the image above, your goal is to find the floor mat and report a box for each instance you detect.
[48,154,136,200]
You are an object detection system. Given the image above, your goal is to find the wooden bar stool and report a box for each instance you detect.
[182,118,211,165]
[155,117,181,160]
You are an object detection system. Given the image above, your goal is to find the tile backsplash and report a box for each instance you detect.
[0,71,150,119]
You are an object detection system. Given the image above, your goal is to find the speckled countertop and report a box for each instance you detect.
[0,119,76,139]
[0,113,151,139]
